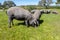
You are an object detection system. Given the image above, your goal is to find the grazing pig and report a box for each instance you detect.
[52,11,58,14]
[6,7,33,28]
[30,10,45,26]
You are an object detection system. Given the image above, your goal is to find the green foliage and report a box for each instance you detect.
[21,5,60,10]
[49,6,60,9]
[3,1,16,9]
[21,5,48,11]
[21,5,36,11]
[0,9,60,40]
[25,6,36,11]
[57,0,60,3]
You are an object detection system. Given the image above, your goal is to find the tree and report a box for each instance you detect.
[57,0,60,3]
[3,1,16,8]
[38,0,52,8]
[46,0,52,6]
[0,3,1,6]
[38,0,43,6]
[0,3,3,9]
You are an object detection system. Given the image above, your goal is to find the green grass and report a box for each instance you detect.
[0,9,60,40]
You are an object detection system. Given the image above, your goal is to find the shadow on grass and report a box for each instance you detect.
[16,22,25,26]
[38,20,44,25]
[36,20,44,27]
[15,20,44,27]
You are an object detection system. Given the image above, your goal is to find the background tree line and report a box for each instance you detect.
[0,0,60,9]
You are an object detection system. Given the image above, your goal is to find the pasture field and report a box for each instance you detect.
[0,9,60,40]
